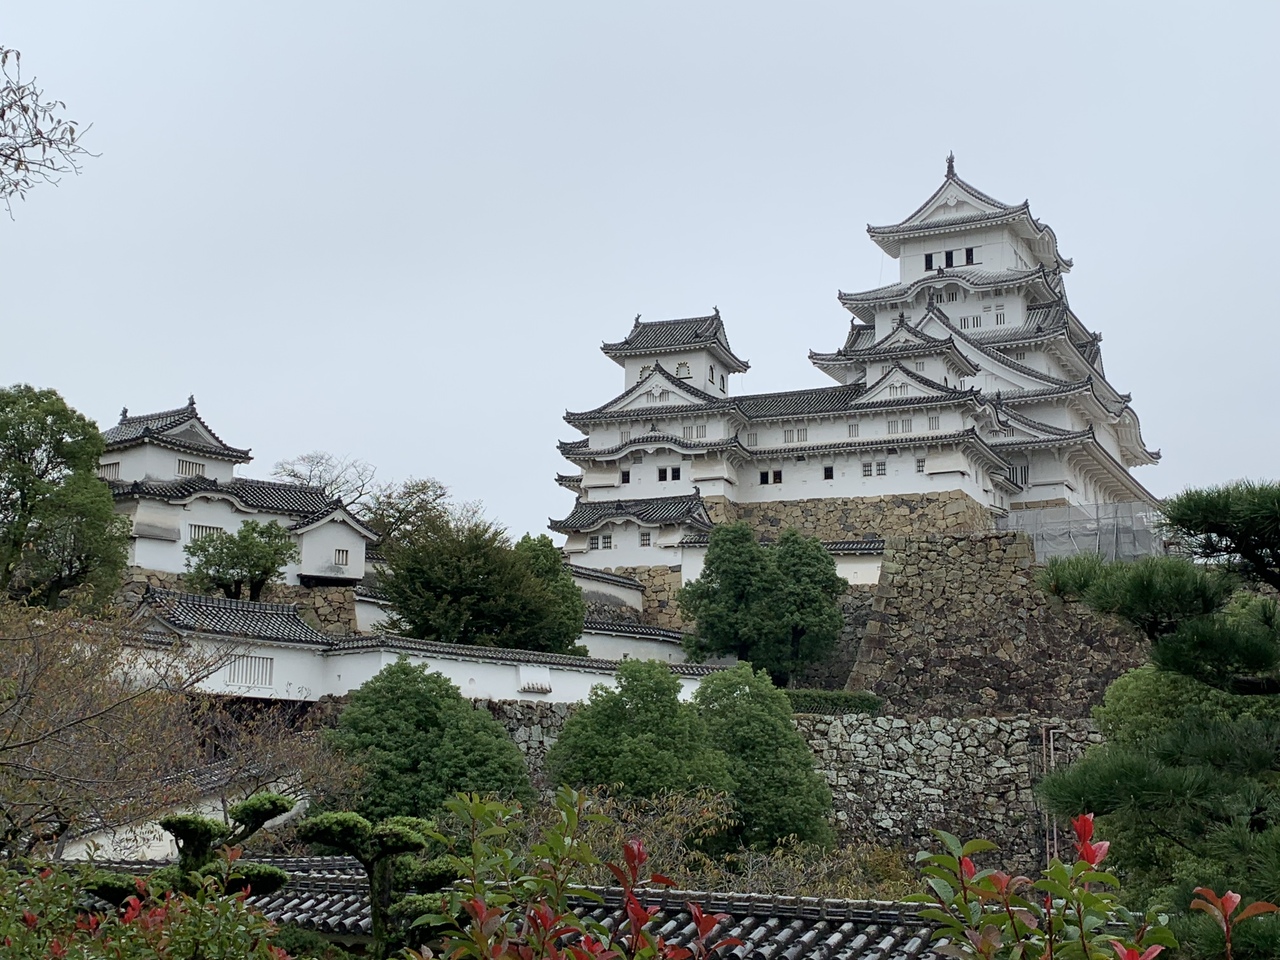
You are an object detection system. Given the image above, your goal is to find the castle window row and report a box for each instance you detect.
[682,424,708,440]
[924,247,979,271]
[657,467,681,481]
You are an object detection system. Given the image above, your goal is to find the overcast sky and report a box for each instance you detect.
[3,2,1277,540]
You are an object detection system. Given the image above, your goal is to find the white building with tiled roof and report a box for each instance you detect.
[554,158,1159,574]
[100,398,376,587]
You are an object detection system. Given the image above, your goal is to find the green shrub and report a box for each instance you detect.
[783,688,881,715]
[271,924,358,960]
[1036,552,1109,598]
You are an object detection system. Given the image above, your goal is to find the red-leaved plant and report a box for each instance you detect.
[1189,887,1280,960]
[408,789,741,960]
[906,814,1176,959]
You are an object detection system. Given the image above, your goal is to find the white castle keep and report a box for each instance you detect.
[553,157,1159,574]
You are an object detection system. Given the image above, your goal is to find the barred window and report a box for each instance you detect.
[640,532,651,547]
[823,466,834,480]
[916,458,926,474]
[862,462,873,477]
[745,432,758,446]
[887,420,900,435]
[589,535,600,550]
[683,425,694,440]
[621,469,630,484]
[176,458,205,477]
[797,427,808,442]
[784,429,795,443]
[901,418,913,433]
[601,534,612,550]
[98,461,120,480]
[848,422,859,438]
[334,548,349,565]
[695,424,707,439]
[875,461,887,476]
[928,415,941,430]
[227,655,274,688]
[189,524,223,541]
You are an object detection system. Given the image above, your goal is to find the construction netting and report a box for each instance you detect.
[996,501,1165,562]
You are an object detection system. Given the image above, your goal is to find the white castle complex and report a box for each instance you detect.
[553,158,1159,580]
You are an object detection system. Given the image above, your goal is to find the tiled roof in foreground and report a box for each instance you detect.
[138,589,331,645]
[550,493,715,534]
[109,476,336,516]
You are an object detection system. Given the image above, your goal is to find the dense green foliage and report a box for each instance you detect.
[0,384,128,607]
[328,659,532,822]
[380,506,585,653]
[546,659,732,798]
[694,664,834,847]
[1038,481,1280,945]
[183,519,300,601]
[548,660,835,848]
[783,688,881,716]
[679,523,846,686]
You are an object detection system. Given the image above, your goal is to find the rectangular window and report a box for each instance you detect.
[97,461,121,480]
[1017,465,1030,486]
[760,470,770,485]
[916,458,926,474]
[621,469,631,484]
[928,415,940,430]
[995,312,1006,325]
[683,425,694,440]
[640,531,651,547]
[947,291,958,302]
[708,365,715,382]
[1016,351,1027,361]
[658,389,670,402]
[823,465,834,480]
[901,418,913,432]
[959,316,969,330]
[888,383,906,397]
[875,461,887,476]
[227,655,274,688]
[720,375,726,391]
[965,247,975,265]
[772,469,783,484]
[797,427,808,442]
[334,548,350,566]
[176,458,205,478]
[887,420,900,435]
[658,467,668,481]
[589,535,600,550]
[631,451,644,463]
[745,431,757,446]
[862,462,873,477]
[915,361,925,372]
[696,424,707,439]
[848,422,859,438]
[671,467,681,480]
[620,429,631,442]
[944,250,954,268]
[880,364,890,376]
[189,524,223,541]
[972,315,982,328]
[784,429,795,443]
[601,534,612,550]
[924,252,934,270]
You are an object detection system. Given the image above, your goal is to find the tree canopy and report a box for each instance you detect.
[271,450,379,513]
[380,505,584,653]
[546,658,732,799]
[184,519,300,601]
[679,523,846,686]
[0,384,127,608]
[1037,480,1280,932]
[693,663,834,848]
[327,659,532,822]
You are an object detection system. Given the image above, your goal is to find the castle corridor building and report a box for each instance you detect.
[552,158,1159,576]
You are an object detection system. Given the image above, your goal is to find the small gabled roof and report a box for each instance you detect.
[837,264,1059,323]
[601,310,750,373]
[102,397,252,463]
[852,362,978,409]
[134,589,332,645]
[550,493,714,534]
[565,363,730,426]
[809,323,981,378]
[866,154,1071,270]
[288,503,379,541]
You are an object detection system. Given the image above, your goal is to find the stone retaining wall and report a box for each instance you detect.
[847,534,1147,718]
[793,587,875,691]
[733,491,994,540]
[480,698,1095,869]
[597,565,685,630]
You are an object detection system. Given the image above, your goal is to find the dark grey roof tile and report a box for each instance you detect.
[549,494,714,534]
[139,589,333,645]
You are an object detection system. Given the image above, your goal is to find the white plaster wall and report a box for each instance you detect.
[354,596,392,633]
[579,629,687,663]
[298,519,366,580]
[833,553,883,585]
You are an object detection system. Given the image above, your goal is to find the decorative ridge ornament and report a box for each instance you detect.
[945,151,955,178]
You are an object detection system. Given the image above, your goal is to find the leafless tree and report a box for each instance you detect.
[0,48,93,213]
[271,451,379,513]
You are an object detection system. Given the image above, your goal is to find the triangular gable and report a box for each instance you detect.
[854,363,961,406]
[291,505,379,541]
[580,364,723,418]
[917,308,1069,391]
[164,420,225,450]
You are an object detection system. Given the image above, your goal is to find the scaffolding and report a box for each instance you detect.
[996,501,1164,562]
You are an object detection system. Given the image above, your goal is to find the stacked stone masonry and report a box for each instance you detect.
[734,491,994,540]
[847,533,1148,718]
[477,698,1098,872]
[597,565,685,630]
[794,586,875,691]
[117,567,359,635]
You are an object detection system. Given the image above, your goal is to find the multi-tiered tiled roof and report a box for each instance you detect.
[103,397,252,462]
[108,476,339,516]
[602,310,750,372]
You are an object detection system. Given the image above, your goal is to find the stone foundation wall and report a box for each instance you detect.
[598,565,685,630]
[792,587,875,690]
[582,591,643,624]
[478,698,1096,870]
[732,490,994,540]
[117,567,359,635]
[797,713,1100,872]
[847,534,1148,718]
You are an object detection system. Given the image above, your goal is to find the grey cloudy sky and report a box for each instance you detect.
[4,2,1277,539]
